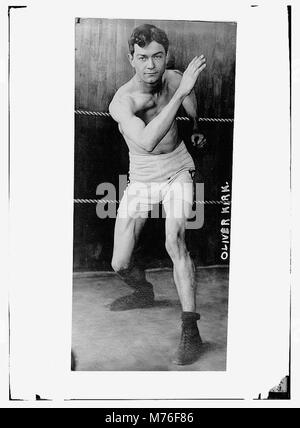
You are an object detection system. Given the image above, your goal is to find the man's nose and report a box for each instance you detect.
[146,58,155,69]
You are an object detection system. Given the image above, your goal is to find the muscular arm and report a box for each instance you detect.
[173,70,206,148]
[109,89,185,153]
[182,90,200,133]
[110,56,206,152]
[171,69,201,132]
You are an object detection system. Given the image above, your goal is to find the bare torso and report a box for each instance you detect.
[116,70,181,155]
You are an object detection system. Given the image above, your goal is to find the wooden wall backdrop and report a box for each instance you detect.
[75,18,236,116]
[73,18,237,271]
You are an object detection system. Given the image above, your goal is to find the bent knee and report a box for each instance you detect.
[111,258,131,273]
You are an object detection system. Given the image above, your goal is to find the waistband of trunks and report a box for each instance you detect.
[129,140,185,162]
[128,141,195,183]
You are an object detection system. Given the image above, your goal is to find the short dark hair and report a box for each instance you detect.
[128,24,169,56]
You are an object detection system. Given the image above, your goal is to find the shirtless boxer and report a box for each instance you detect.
[109,24,206,365]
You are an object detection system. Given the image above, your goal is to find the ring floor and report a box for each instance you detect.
[72,266,229,371]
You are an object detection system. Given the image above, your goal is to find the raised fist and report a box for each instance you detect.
[178,55,206,97]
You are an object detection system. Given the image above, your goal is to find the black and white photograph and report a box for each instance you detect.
[2,0,298,407]
[72,18,236,371]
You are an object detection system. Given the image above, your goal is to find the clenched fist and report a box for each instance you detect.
[178,55,206,98]
[191,132,207,149]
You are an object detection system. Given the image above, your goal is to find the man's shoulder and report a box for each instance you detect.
[111,79,134,103]
[109,81,134,119]
[166,69,183,77]
[165,69,183,88]
[112,81,133,102]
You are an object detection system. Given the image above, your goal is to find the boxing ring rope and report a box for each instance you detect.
[75,109,234,123]
[74,110,232,205]
[74,199,229,205]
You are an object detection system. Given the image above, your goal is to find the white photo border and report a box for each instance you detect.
[6,0,293,405]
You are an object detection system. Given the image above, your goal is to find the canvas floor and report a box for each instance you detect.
[72,266,229,371]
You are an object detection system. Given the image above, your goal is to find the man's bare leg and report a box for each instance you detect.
[165,217,202,365]
[110,214,155,311]
[164,177,202,365]
[166,223,196,312]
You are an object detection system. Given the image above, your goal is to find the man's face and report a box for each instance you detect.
[129,41,167,84]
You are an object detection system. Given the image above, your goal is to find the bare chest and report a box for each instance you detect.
[131,88,174,124]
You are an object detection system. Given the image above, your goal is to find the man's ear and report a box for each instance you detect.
[127,53,134,68]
